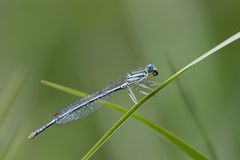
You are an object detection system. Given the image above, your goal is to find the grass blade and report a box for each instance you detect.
[41,80,207,160]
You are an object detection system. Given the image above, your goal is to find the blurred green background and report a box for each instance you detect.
[0,0,239,159]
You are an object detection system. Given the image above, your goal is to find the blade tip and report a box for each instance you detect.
[40,80,46,84]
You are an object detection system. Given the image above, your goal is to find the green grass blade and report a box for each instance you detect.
[41,80,87,97]
[80,32,239,160]
[41,80,207,159]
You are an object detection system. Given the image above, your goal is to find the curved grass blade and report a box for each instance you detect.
[41,80,207,160]
[80,32,239,160]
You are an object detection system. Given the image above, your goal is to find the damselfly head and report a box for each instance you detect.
[146,64,158,76]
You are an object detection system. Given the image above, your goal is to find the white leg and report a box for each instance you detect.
[137,76,146,84]
[146,80,159,86]
[127,86,137,104]
[137,83,154,91]
[139,90,148,95]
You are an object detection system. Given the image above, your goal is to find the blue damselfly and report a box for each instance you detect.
[28,64,159,139]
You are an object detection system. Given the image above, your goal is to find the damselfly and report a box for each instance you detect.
[28,64,159,139]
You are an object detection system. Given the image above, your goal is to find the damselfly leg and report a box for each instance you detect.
[127,80,159,102]
[127,86,138,104]
[146,80,159,86]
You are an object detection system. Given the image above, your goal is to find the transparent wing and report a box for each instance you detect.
[55,96,109,124]
[53,92,99,119]
[54,78,125,124]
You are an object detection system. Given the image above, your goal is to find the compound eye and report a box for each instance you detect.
[147,64,153,72]
[152,70,158,76]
